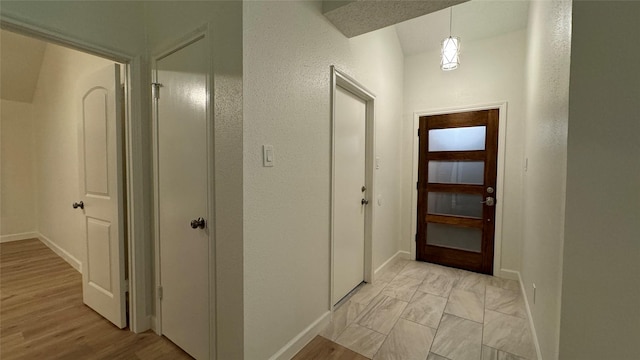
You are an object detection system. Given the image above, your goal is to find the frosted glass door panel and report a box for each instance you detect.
[426,223,482,252]
[428,161,484,184]
[428,192,483,218]
[429,126,486,151]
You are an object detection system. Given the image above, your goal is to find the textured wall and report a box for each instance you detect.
[32,44,113,262]
[1,100,37,237]
[520,0,572,358]
[243,1,404,358]
[401,30,527,273]
[560,1,640,358]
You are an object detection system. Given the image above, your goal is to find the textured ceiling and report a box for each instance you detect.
[324,0,468,38]
[1,29,47,103]
[394,0,530,56]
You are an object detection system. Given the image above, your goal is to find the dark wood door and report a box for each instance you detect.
[416,109,499,274]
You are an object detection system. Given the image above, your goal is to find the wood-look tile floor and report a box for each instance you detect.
[309,259,536,360]
[0,239,191,360]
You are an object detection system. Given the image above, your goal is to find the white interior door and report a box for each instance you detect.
[333,86,367,305]
[77,64,127,328]
[156,37,210,360]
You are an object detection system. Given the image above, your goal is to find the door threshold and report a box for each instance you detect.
[334,281,366,309]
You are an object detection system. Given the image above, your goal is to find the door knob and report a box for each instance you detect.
[481,197,495,207]
[190,217,206,229]
[361,199,369,205]
[72,201,84,209]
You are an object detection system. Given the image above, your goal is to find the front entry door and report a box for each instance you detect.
[333,86,367,305]
[155,37,210,359]
[77,64,127,328]
[416,109,499,274]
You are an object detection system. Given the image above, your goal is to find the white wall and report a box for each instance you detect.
[1,100,37,238]
[560,1,640,359]
[0,1,146,58]
[401,30,527,273]
[520,0,572,359]
[143,2,244,358]
[243,1,404,358]
[351,26,405,270]
[31,43,113,262]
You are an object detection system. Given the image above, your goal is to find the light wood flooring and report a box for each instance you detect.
[292,336,368,360]
[0,238,191,360]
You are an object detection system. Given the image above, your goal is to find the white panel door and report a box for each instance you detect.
[77,64,126,328]
[333,86,367,305]
[156,37,210,360]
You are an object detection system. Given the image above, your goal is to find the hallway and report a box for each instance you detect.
[314,258,535,360]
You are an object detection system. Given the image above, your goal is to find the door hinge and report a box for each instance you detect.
[416,181,419,190]
[151,82,162,100]
[417,129,420,137]
[157,286,163,300]
[415,234,418,242]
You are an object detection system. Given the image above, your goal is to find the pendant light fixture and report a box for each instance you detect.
[441,7,460,71]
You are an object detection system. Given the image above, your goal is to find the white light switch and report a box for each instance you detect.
[263,145,274,167]
[375,156,381,170]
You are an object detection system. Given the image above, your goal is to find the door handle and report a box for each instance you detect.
[361,199,369,205]
[190,217,206,229]
[72,201,84,210]
[481,197,495,207]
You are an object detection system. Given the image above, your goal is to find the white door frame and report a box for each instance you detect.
[410,102,509,277]
[329,66,376,311]
[0,17,151,331]
[151,25,216,358]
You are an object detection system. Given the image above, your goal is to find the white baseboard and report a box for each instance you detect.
[0,231,39,243]
[268,311,331,360]
[374,250,411,279]
[37,233,82,273]
[498,268,520,281]
[516,271,542,360]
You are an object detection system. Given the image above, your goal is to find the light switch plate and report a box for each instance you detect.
[263,145,274,167]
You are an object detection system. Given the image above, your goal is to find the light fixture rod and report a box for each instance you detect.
[449,7,452,36]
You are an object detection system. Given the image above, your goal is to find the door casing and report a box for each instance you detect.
[151,25,216,359]
[410,102,510,278]
[0,17,150,332]
[329,66,376,312]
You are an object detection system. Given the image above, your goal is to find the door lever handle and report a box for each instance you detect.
[361,199,369,205]
[481,197,495,206]
[72,201,84,209]
[190,217,206,229]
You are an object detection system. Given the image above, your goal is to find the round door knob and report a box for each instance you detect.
[72,201,84,209]
[190,217,206,229]
[361,199,369,205]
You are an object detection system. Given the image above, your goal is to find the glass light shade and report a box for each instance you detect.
[441,36,460,71]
